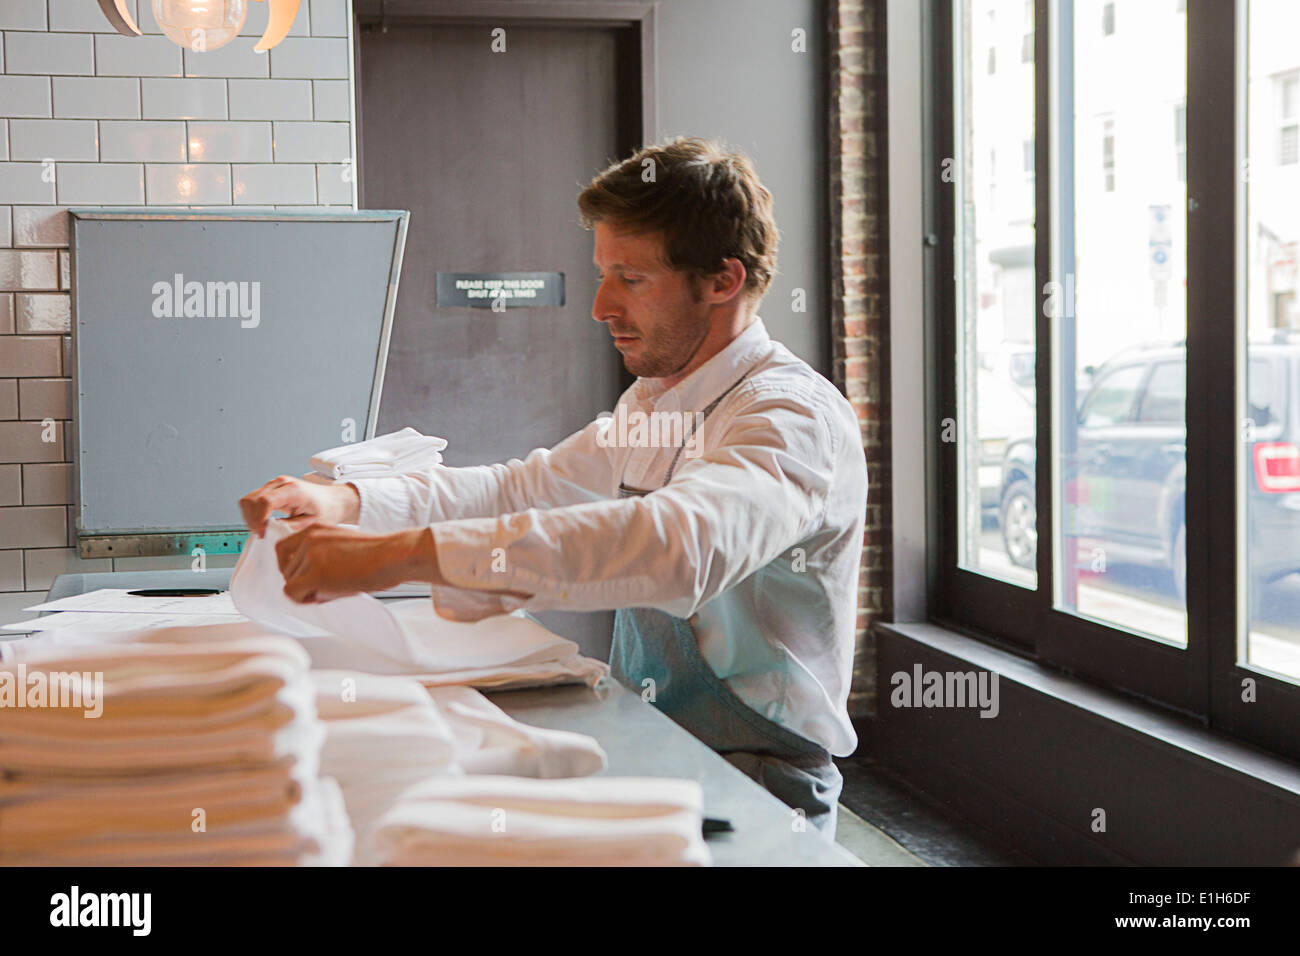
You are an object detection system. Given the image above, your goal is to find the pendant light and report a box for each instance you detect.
[96,0,302,52]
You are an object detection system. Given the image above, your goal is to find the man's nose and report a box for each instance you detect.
[591,279,619,323]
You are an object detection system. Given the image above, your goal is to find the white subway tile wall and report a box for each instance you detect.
[0,0,356,592]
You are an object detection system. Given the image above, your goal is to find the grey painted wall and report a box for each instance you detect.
[638,0,831,376]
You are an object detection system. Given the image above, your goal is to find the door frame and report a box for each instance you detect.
[350,0,658,209]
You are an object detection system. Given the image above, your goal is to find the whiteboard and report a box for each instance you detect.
[69,209,408,542]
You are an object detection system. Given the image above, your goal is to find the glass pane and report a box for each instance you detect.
[1052,0,1188,645]
[954,0,1037,588]
[1241,0,1300,682]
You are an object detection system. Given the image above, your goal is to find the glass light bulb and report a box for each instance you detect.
[152,0,247,52]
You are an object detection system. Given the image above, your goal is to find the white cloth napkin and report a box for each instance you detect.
[372,776,711,866]
[428,685,607,779]
[0,638,351,866]
[228,526,609,689]
[306,671,608,864]
[309,427,448,480]
[2,776,351,867]
[229,518,413,647]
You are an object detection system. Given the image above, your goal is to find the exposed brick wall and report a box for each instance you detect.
[829,0,891,719]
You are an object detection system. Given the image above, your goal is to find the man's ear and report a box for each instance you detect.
[704,257,747,304]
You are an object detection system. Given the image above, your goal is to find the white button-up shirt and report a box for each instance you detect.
[351,317,866,757]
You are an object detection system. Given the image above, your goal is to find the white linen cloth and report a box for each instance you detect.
[307,670,608,863]
[2,776,350,867]
[309,669,459,855]
[371,776,710,866]
[427,685,607,779]
[348,317,867,757]
[0,637,351,866]
[310,427,448,480]
[229,518,411,647]
[229,522,608,689]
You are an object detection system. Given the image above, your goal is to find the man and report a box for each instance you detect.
[239,137,868,837]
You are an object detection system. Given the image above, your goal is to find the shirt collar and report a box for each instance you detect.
[633,316,771,411]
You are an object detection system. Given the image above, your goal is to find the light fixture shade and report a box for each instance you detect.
[151,0,248,52]
[97,0,143,36]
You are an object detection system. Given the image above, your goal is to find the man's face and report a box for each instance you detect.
[591,221,711,379]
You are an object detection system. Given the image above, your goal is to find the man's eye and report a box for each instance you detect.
[623,276,641,286]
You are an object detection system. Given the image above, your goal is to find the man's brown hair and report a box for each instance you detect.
[577,136,779,305]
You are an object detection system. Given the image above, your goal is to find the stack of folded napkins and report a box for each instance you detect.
[310,427,448,480]
[371,776,712,866]
[229,518,609,690]
[309,671,608,864]
[0,637,352,866]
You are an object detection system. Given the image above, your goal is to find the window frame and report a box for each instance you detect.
[924,0,1300,761]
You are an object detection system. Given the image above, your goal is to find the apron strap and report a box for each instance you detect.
[661,370,751,485]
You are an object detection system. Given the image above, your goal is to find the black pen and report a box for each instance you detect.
[127,588,222,597]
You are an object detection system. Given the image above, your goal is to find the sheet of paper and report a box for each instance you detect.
[3,610,249,632]
[24,588,239,615]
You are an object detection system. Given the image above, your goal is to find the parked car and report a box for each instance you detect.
[975,345,1093,512]
[998,337,1300,608]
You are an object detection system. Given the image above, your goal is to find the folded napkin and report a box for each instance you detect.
[0,637,352,867]
[2,776,350,867]
[307,671,607,863]
[0,637,319,772]
[372,776,711,866]
[310,427,448,480]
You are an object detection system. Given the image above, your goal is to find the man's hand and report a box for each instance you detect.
[239,474,361,537]
[275,525,434,603]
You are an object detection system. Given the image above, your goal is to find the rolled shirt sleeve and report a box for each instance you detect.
[427,388,837,620]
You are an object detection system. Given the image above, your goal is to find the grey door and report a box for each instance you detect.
[358,21,635,658]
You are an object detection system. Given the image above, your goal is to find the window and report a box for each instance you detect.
[1243,5,1300,682]
[930,0,1300,762]
[1102,117,1115,192]
[951,0,1037,588]
[1278,72,1298,165]
[1063,3,1188,642]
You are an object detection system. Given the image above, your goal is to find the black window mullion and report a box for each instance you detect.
[1207,0,1300,759]
[1034,0,1056,628]
[1188,0,1234,732]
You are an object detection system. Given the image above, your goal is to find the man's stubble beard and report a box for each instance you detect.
[621,285,711,379]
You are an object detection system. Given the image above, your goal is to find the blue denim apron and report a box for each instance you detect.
[609,374,843,838]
